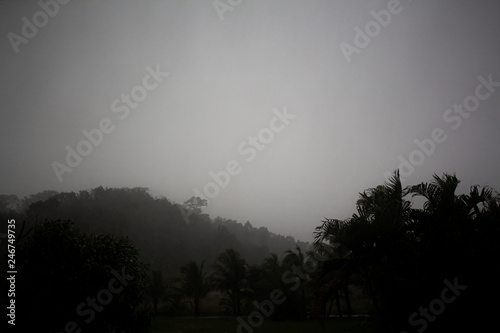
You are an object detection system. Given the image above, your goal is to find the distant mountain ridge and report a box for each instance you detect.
[0,187,309,274]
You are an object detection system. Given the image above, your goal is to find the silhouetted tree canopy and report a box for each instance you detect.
[2,172,498,332]
[12,220,149,333]
[4,187,306,275]
[312,171,500,332]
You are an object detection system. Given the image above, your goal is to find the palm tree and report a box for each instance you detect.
[313,171,414,319]
[356,170,411,232]
[246,253,285,315]
[458,184,496,219]
[283,245,305,269]
[313,172,499,331]
[406,172,461,215]
[251,253,283,294]
[147,270,169,317]
[407,174,498,270]
[281,245,311,318]
[212,249,247,315]
[262,253,281,271]
[179,260,209,316]
[310,226,354,319]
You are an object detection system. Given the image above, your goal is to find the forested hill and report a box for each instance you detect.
[0,187,309,274]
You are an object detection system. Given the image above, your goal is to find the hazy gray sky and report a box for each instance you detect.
[1,0,499,242]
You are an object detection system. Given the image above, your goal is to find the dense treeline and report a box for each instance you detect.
[10,220,150,332]
[1,171,499,332]
[152,171,500,332]
[311,172,500,332]
[0,187,308,274]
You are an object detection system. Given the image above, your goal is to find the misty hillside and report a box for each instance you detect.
[2,172,499,333]
[0,187,309,274]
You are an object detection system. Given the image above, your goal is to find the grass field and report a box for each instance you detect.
[149,316,377,333]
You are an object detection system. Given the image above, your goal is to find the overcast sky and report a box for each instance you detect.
[1,0,499,242]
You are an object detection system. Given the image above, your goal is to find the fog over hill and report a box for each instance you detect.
[0,187,309,274]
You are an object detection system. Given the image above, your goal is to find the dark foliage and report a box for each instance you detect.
[9,220,149,332]
[313,172,500,332]
[2,187,306,275]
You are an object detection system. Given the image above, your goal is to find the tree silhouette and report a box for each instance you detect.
[179,260,210,316]
[310,229,353,319]
[147,270,169,317]
[14,220,149,333]
[183,196,208,215]
[282,245,309,319]
[313,171,500,332]
[212,249,247,315]
[313,171,417,329]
